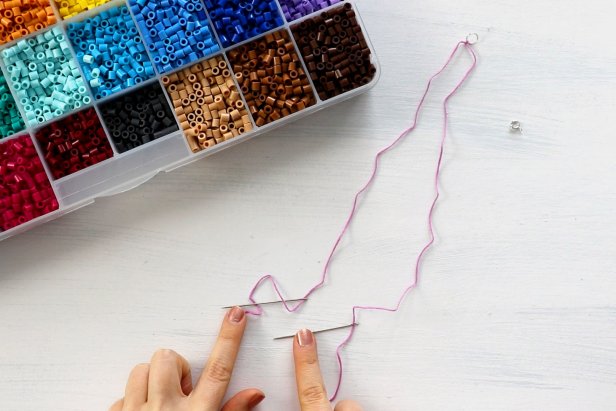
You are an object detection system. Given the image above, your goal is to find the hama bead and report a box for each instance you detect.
[162,56,252,152]
[99,82,178,153]
[34,107,114,179]
[1,27,91,126]
[203,0,284,47]
[279,0,342,22]
[291,3,376,100]
[0,134,59,232]
[129,0,220,74]
[0,0,56,45]
[54,0,112,20]
[67,5,154,100]
[227,29,316,126]
[0,69,25,138]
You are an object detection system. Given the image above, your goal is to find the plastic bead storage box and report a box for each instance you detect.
[0,0,379,241]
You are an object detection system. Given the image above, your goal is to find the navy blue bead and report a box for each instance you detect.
[203,0,284,47]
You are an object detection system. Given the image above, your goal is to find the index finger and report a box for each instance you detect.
[191,306,247,410]
[293,329,332,411]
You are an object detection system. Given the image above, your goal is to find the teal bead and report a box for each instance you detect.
[0,72,25,139]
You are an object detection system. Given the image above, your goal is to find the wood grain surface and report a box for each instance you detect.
[1,0,615,410]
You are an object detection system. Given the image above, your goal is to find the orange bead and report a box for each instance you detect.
[0,0,53,44]
[36,9,47,21]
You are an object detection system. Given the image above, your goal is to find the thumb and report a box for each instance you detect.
[221,388,265,411]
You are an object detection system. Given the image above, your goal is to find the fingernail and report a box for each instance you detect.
[229,306,245,323]
[297,328,314,347]
[248,392,265,407]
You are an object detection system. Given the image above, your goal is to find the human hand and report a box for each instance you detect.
[109,308,363,411]
[293,328,363,411]
[109,306,262,411]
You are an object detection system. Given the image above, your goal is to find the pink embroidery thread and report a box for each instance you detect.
[245,38,479,401]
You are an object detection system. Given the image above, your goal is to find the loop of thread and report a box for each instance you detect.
[244,38,479,401]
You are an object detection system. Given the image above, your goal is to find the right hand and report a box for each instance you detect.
[294,328,363,411]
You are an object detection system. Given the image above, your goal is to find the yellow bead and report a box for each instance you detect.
[55,0,113,19]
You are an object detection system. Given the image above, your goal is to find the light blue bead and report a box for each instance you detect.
[66,5,154,100]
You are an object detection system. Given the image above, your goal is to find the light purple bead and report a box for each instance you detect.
[278,0,343,21]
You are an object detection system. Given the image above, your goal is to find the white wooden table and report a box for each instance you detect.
[2,1,615,410]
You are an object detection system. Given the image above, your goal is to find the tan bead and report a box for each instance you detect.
[162,55,252,152]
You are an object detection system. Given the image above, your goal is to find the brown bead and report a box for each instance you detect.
[290,3,376,101]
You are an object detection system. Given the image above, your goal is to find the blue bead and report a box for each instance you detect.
[67,5,154,99]
[128,0,221,73]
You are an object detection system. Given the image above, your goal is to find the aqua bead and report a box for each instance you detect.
[1,30,90,126]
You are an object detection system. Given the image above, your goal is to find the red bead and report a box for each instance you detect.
[34,172,48,184]
[24,147,37,157]
[31,190,43,203]
[0,135,59,232]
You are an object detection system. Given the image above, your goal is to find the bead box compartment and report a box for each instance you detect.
[66,4,155,99]
[227,28,316,128]
[99,81,179,153]
[2,27,91,125]
[0,0,379,241]
[0,70,25,138]
[204,0,285,48]
[0,0,57,46]
[162,55,253,152]
[129,0,220,74]
[0,134,59,231]
[33,107,113,178]
[55,0,113,20]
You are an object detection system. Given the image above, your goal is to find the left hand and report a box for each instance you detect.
[109,306,264,411]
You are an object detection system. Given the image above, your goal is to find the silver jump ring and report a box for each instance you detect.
[466,33,479,45]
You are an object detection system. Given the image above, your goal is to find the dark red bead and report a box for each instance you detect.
[34,108,114,180]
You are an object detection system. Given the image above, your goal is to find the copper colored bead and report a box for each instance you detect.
[227,29,315,127]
